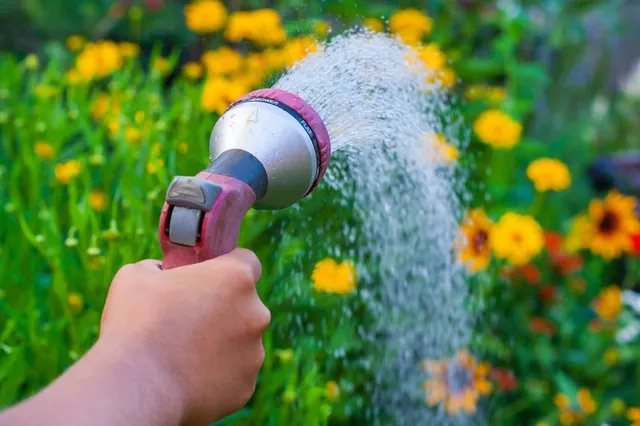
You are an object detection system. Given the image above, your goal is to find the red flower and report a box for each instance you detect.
[545,232,583,275]
[530,317,556,336]
[631,233,640,255]
[545,232,563,255]
[540,285,557,303]
[490,368,518,391]
[145,0,164,11]
[553,254,583,276]
[502,264,541,285]
[588,319,604,333]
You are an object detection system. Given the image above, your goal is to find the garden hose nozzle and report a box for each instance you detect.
[159,89,331,269]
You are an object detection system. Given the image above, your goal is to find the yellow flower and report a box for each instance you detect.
[178,142,189,154]
[564,214,590,253]
[182,62,204,80]
[147,159,165,175]
[68,292,84,314]
[416,43,447,71]
[465,85,485,101]
[75,41,123,80]
[526,158,572,192]
[24,53,40,70]
[108,118,121,135]
[201,77,248,115]
[89,190,109,212]
[185,0,227,34]
[135,110,146,124]
[487,87,507,103]
[458,209,493,272]
[311,258,357,295]
[274,348,294,364]
[225,9,286,46]
[66,35,86,51]
[593,285,622,322]
[325,381,340,401]
[465,85,507,103]
[91,93,111,120]
[119,42,140,58]
[430,133,459,163]
[389,9,433,46]
[554,394,571,410]
[434,67,457,90]
[65,69,83,85]
[313,20,330,37]
[628,407,640,423]
[54,160,83,185]
[280,36,319,68]
[603,348,619,366]
[559,411,581,426]
[555,390,597,425]
[125,126,142,144]
[586,191,640,259]
[576,388,597,415]
[610,398,626,416]
[153,57,171,75]
[421,349,493,415]
[363,18,384,33]
[490,213,544,266]
[473,109,522,149]
[34,142,56,160]
[201,47,243,76]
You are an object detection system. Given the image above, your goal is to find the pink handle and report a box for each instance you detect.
[159,172,256,269]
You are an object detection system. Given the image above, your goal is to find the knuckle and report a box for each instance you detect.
[113,264,137,286]
[248,303,271,333]
[227,261,256,291]
[258,304,271,329]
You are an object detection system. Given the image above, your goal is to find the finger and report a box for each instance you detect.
[136,259,163,271]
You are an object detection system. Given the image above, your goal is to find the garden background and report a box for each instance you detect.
[1,0,640,425]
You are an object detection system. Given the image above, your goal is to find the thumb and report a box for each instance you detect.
[173,249,262,283]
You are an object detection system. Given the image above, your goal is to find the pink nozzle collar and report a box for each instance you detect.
[228,88,331,194]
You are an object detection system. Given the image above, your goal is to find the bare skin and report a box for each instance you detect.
[0,249,270,426]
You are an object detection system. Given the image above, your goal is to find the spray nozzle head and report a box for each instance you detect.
[209,89,331,210]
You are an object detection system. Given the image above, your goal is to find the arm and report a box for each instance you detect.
[0,249,270,426]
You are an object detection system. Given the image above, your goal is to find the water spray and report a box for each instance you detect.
[159,32,471,425]
[159,89,331,268]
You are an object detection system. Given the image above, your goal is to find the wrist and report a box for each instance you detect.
[89,335,188,425]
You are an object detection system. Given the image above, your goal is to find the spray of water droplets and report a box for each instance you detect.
[276,31,477,425]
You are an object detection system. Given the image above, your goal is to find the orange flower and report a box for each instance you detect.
[588,319,605,333]
[421,349,493,415]
[545,232,583,275]
[489,368,518,391]
[501,264,541,285]
[530,317,556,336]
[592,285,622,322]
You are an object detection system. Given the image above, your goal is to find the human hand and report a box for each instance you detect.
[99,248,270,425]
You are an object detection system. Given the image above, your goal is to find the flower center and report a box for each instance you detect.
[598,211,619,234]
[446,363,473,394]
[472,230,488,254]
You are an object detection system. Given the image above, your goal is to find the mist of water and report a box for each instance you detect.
[275,31,475,425]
